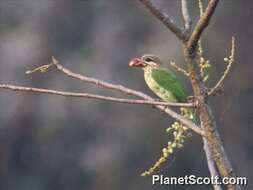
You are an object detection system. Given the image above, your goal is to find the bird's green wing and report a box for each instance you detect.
[151,68,188,102]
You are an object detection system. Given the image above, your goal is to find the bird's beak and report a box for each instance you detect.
[129,58,147,67]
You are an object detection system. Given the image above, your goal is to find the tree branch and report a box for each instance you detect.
[0,83,204,136]
[181,0,192,32]
[193,2,222,189]
[170,61,189,76]
[138,0,186,41]
[51,57,151,98]
[187,0,219,53]
[178,1,240,189]
[0,84,193,107]
[208,37,235,96]
[203,138,223,190]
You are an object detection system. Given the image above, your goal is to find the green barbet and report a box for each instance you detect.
[129,54,195,121]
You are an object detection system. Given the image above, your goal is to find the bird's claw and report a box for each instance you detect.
[187,96,195,103]
[187,96,199,108]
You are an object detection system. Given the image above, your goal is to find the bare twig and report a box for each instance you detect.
[0,83,204,136]
[187,0,220,53]
[170,61,189,76]
[208,37,235,96]
[51,57,152,98]
[0,84,193,107]
[181,0,192,32]
[138,0,186,41]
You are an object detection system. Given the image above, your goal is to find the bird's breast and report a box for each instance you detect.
[144,67,176,102]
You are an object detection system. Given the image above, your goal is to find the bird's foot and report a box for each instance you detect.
[187,96,195,103]
[187,96,200,108]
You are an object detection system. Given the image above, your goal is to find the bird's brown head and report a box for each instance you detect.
[129,54,162,68]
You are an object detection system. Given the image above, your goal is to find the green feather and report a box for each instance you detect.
[143,65,197,123]
[151,68,187,102]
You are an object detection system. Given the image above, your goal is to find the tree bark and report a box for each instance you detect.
[183,46,240,190]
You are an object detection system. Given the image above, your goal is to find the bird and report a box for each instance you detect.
[129,54,195,121]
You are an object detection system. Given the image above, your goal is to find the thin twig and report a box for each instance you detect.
[51,57,151,98]
[0,83,205,136]
[208,37,235,96]
[181,0,192,32]
[187,0,220,53]
[0,84,193,107]
[170,61,189,76]
[138,0,186,41]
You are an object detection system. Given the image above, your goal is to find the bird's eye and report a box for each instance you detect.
[144,57,153,62]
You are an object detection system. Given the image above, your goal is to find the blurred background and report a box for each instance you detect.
[0,0,252,189]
